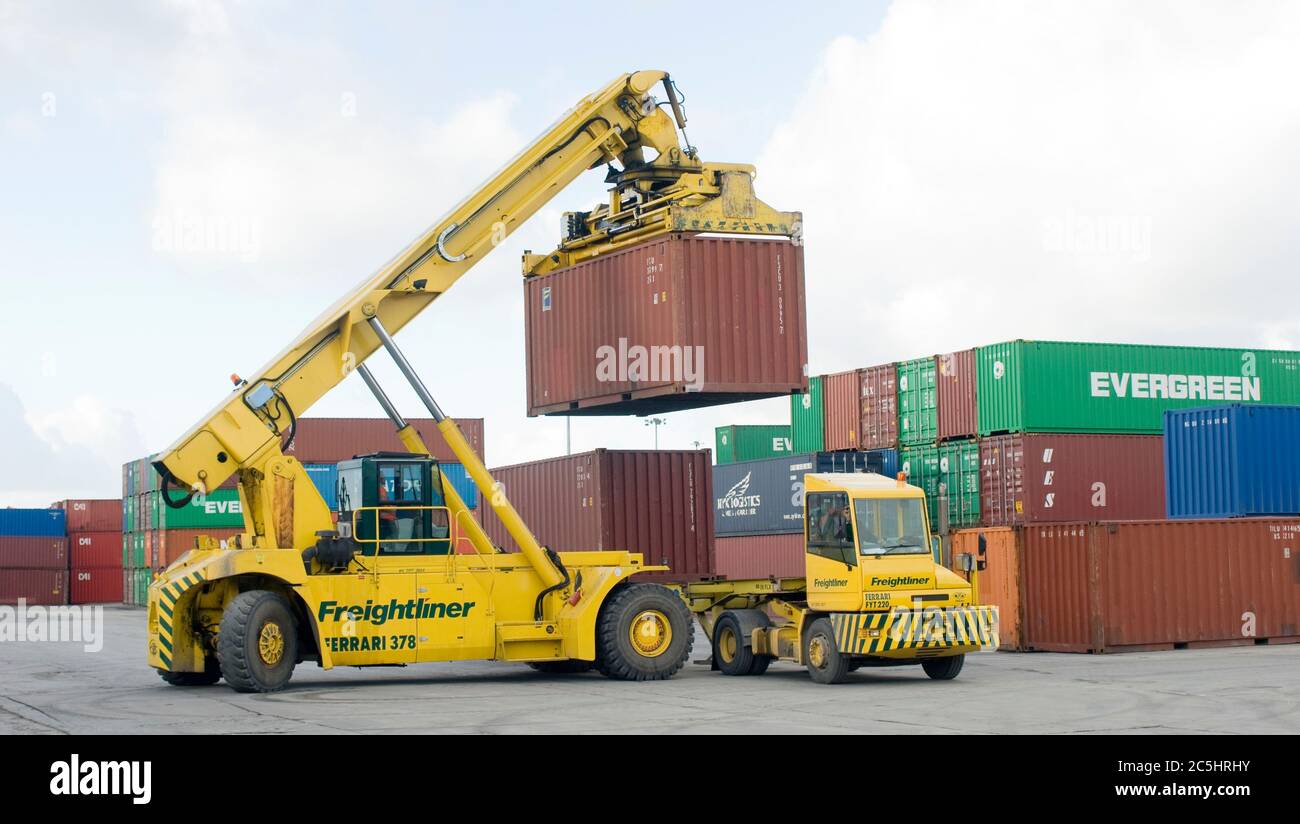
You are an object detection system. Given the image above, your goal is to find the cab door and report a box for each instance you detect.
[804,491,864,612]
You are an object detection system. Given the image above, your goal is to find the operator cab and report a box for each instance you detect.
[335,453,451,556]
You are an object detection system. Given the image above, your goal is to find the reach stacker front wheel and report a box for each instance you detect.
[218,590,299,693]
[596,583,693,681]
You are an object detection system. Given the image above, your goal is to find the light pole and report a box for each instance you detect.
[644,417,667,449]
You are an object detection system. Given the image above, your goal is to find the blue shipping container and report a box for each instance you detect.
[1165,404,1300,518]
[304,462,477,511]
[713,450,898,537]
[0,508,66,537]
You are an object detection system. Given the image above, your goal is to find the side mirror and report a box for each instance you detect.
[931,535,942,564]
[978,533,987,556]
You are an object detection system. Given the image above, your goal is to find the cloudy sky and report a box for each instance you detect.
[2,0,1298,505]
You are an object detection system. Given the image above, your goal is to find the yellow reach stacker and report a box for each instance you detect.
[145,70,995,693]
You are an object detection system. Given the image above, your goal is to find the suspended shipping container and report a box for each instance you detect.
[821,369,862,450]
[790,376,824,452]
[1021,519,1300,653]
[712,450,898,537]
[858,363,898,450]
[70,567,124,604]
[1165,404,1300,519]
[0,569,67,606]
[476,449,714,583]
[976,340,1300,435]
[714,425,794,464]
[282,417,485,464]
[524,234,808,416]
[715,533,805,580]
[897,357,937,446]
[0,508,65,537]
[0,537,68,569]
[936,349,977,442]
[980,433,1165,526]
[55,499,122,533]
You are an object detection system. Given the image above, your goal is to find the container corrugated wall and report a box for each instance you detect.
[858,363,898,449]
[936,349,977,441]
[715,533,805,579]
[1165,405,1300,518]
[0,569,67,606]
[1021,520,1300,652]
[0,537,68,568]
[980,434,1166,525]
[714,425,794,464]
[897,358,937,446]
[70,567,123,604]
[524,234,808,416]
[977,340,1300,435]
[821,369,861,450]
[951,527,1023,649]
[936,439,980,527]
[56,499,123,532]
[790,376,824,452]
[0,509,66,537]
[477,449,714,582]
[69,531,120,568]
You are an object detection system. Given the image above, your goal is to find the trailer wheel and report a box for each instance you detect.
[157,657,221,687]
[217,590,299,693]
[803,618,851,684]
[713,612,771,676]
[528,660,595,674]
[595,583,693,681]
[922,654,965,681]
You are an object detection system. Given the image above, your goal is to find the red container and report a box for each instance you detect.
[980,434,1165,526]
[0,569,67,605]
[524,234,808,416]
[821,369,861,450]
[936,349,977,442]
[56,499,123,532]
[715,533,804,579]
[858,363,898,450]
[1022,520,1300,652]
[70,567,124,604]
[477,449,714,582]
[0,537,68,569]
[283,417,485,464]
[153,528,243,570]
[69,531,122,568]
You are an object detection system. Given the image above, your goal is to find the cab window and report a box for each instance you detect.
[806,492,855,566]
[373,463,449,556]
[854,498,929,556]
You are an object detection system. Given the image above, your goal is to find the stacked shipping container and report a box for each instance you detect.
[0,509,68,606]
[58,499,123,604]
[714,425,794,465]
[1165,405,1300,518]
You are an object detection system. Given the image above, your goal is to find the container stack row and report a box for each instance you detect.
[0,509,68,606]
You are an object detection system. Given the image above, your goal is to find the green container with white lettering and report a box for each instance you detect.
[149,489,245,530]
[976,340,1300,435]
[715,425,794,464]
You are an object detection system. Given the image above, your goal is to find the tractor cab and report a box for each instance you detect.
[335,453,452,556]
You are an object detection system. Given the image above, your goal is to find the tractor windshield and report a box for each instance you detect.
[853,498,929,556]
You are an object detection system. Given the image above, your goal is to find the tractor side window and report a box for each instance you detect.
[806,492,855,566]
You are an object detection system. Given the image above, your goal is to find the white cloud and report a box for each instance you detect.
[757,0,1300,371]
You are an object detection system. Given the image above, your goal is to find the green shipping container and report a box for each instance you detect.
[977,340,1300,435]
[899,441,980,529]
[148,488,245,530]
[121,534,130,567]
[132,533,146,568]
[715,425,794,464]
[790,376,824,452]
[897,358,937,446]
[899,445,940,525]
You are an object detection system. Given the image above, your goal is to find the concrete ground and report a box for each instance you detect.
[1,605,1296,734]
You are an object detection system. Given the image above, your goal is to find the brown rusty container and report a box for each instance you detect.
[980,433,1165,526]
[1022,520,1300,652]
[951,527,1024,650]
[0,537,68,569]
[0,569,67,606]
[714,533,805,579]
[69,531,122,568]
[153,528,243,570]
[283,417,484,464]
[524,233,808,416]
[936,349,977,442]
[821,369,862,451]
[56,499,123,532]
[477,449,714,583]
[858,363,898,450]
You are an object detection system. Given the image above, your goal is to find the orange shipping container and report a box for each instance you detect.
[951,527,1024,650]
[821,369,861,451]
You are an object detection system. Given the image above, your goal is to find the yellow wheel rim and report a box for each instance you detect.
[629,609,672,658]
[718,627,737,664]
[808,634,828,669]
[258,622,285,666]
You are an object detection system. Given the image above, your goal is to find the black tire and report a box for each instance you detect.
[921,654,965,680]
[528,660,595,674]
[595,583,693,681]
[713,613,757,676]
[747,654,772,676]
[803,617,851,684]
[157,657,221,687]
[217,590,299,693]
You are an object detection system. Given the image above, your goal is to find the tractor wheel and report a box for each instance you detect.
[922,654,965,681]
[803,618,851,685]
[528,660,595,674]
[217,590,299,693]
[595,583,693,681]
[157,657,221,687]
[713,612,768,676]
